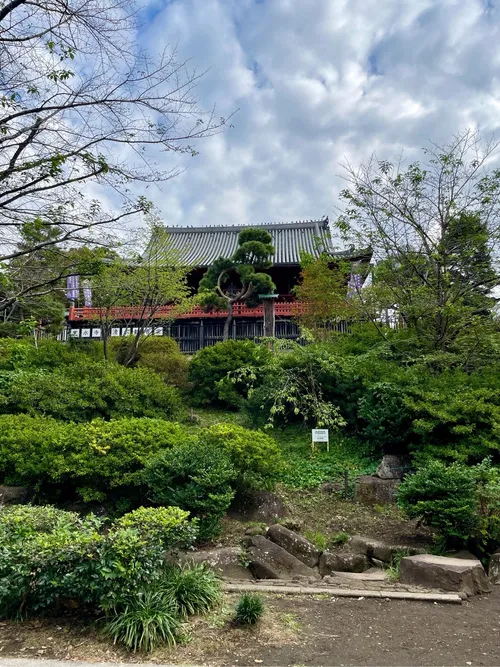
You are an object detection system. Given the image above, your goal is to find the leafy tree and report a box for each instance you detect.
[0,0,229,268]
[294,253,361,339]
[198,228,275,340]
[89,228,192,361]
[337,131,500,358]
[0,221,106,324]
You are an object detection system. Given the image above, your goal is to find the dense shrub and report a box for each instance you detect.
[398,461,479,546]
[188,340,271,407]
[0,505,197,619]
[0,338,101,371]
[358,382,413,455]
[145,441,236,540]
[398,459,500,554]
[403,370,500,464]
[111,336,189,388]
[200,423,283,490]
[112,506,197,551]
[0,361,181,422]
[0,414,187,501]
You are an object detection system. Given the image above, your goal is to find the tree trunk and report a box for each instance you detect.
[223,302,234,341]
[103,331,108,361]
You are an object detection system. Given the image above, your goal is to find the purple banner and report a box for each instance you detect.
[66,275,79,301]
[347,262,363,299]
[82,280,92,307]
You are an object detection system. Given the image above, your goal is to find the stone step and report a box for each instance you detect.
[222,582,462,604]
[323,569,387,582]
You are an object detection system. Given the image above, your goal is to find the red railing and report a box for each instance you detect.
[68,300,306,322]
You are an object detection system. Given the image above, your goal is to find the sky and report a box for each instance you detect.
[134,0,500,236]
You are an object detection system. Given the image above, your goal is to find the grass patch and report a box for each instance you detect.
[275,429,376,490]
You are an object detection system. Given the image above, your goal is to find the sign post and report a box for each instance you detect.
[312,428,329,452]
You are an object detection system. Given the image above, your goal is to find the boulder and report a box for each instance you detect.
[348,535,426,564]
[179,547,253,580]
[247,535,320,581]
[449,550,480,561]
[267,524,320,568]
[319,551,369,576]
[355,475,400,506]
[0,485,28,505]
[400,554,492,596]
[375,455,405,480]
[488,550,500,585]
[230,490,289,523]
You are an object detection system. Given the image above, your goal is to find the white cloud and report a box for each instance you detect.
[135,0,500,234]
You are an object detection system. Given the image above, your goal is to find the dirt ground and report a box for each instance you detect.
[1,590,499,667]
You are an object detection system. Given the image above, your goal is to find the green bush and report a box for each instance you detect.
[0,505,197,619]
[0,338,103,371]
[144,441,236,540]
[358,382,413,455]
[200,423,283,490]
[244,343,348,430]
[188,340,271,407]
[0,414,187,501]
[114,506,197,551]
[0,361,181,422]
[234,593,264,625]
[111,336,189,388]
[0,504,82,540]
[398,459,500,554]
[398,461,479,546]
[403,370,500,464]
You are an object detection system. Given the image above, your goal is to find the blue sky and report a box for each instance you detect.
[134,0,500,233]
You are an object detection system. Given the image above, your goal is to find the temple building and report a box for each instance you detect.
[67,218,370,352]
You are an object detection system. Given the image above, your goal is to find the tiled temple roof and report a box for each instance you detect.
[153,218,341,267]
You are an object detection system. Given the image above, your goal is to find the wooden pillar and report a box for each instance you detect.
[199,319,204,351]
[263,297,277,338]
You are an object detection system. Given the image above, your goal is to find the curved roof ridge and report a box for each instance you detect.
[165,217,330,233]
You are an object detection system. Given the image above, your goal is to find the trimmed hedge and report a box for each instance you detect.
[0,415,188,501]
[0,361,181,422]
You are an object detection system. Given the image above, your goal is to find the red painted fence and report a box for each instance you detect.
[68,300,306,322]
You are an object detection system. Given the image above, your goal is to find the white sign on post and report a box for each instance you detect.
[312,428,329,452]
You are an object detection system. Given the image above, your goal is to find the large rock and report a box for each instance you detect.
[349,535,425,564]
[449,550,480,561]
[488,550,500,584]
[319,551,369,576]
[355,475,400,506]
[247,535,320,581]
[179,547,253,580]
[375,455,405,480]
[267,524,320,568]
[230,490,289,523]
[0,485,28,505]
[400,554,492,596]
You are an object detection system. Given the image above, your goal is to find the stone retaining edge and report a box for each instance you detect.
[222,582,463,604]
